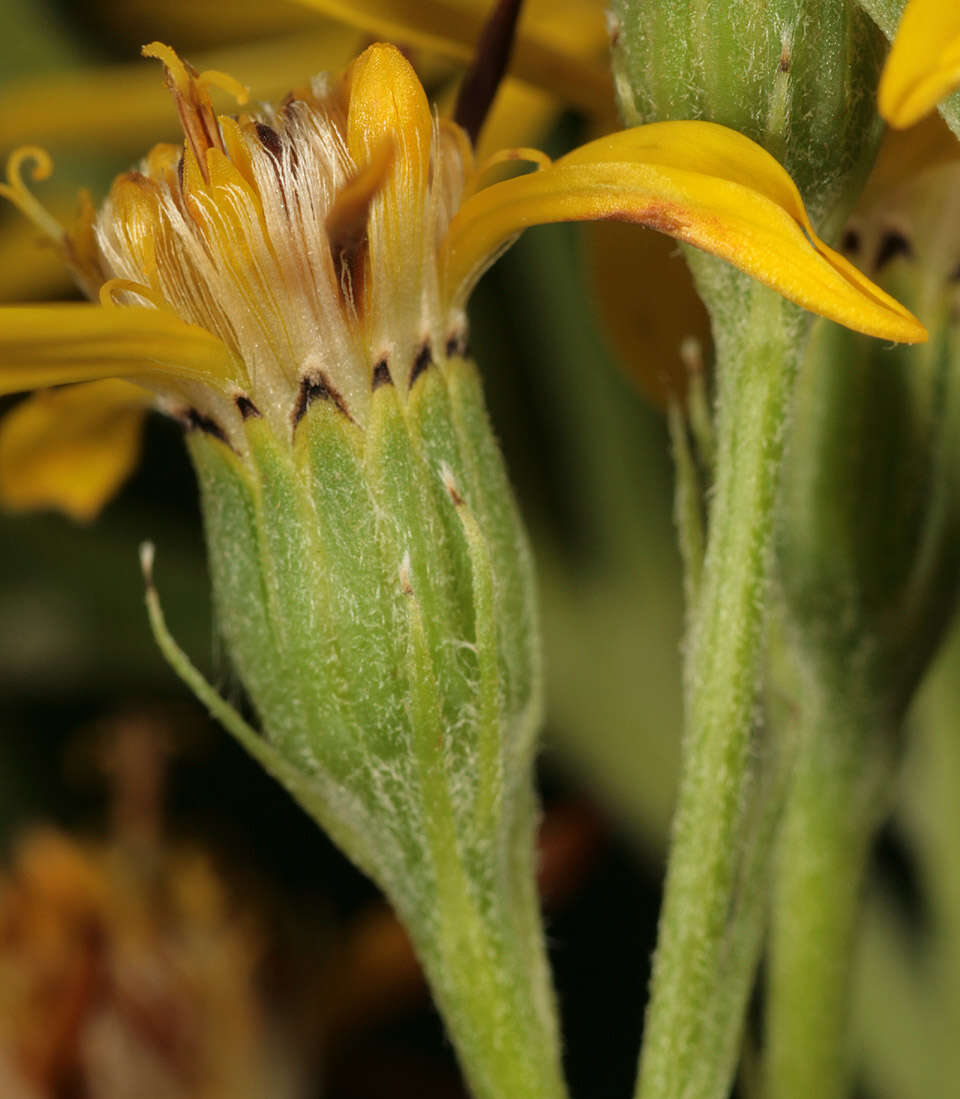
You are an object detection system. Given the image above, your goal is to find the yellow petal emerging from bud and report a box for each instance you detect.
[344,44,435,356]
[444,121,926,344]
[0,380,148,521]
[879,0,960,129]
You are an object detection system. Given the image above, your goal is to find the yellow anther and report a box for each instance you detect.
[0,145,63,243]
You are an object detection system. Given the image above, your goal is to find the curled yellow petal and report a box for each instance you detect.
[879,0,960,129]
[444,121,927,344]
[465,144,553,197]
[0,304,246,397]
[0,380,149,522]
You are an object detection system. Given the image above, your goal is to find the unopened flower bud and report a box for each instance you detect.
[608,0,886,225]
[778,121,960,713]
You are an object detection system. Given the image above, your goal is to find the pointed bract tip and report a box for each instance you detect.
[140,541,156,588]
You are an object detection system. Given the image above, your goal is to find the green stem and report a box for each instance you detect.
[764,673,891,1099]
[408,866,568,1099]
[636,265,803,1099]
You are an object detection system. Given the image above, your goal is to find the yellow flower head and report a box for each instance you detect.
[0,35,927,518]
[91,41,476,442]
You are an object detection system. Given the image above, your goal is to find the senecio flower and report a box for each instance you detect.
[0,39,925,520]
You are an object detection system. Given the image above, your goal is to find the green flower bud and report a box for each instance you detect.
[608,0,887,224]
[763,129,960,1099]
[85,38,574,1099]
[777,129,960,716]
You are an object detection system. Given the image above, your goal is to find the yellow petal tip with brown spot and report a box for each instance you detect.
[444,120,927,345]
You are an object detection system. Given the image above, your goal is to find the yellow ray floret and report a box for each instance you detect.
[0,381,149,522]
[879,0,960,129]
[444,122,927,344]
[0,304,245,396]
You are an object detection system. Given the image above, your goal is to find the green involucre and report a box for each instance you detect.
[185,355,564,1099]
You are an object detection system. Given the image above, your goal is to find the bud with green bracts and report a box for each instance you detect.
[778,157,960,715]
[154,353,565,1099]
[609,0,886,225]
[766,146,960,1099]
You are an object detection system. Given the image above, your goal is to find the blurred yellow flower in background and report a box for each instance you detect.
[879,0,960,129]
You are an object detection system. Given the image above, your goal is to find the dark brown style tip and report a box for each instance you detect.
[409,343,434,389]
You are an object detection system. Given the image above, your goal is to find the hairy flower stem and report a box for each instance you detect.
[408,800,568,1099]
[764,671,891,1099]
[636,260,803,1099]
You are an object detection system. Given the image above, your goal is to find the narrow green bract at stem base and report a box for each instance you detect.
[170,355,565,1099]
